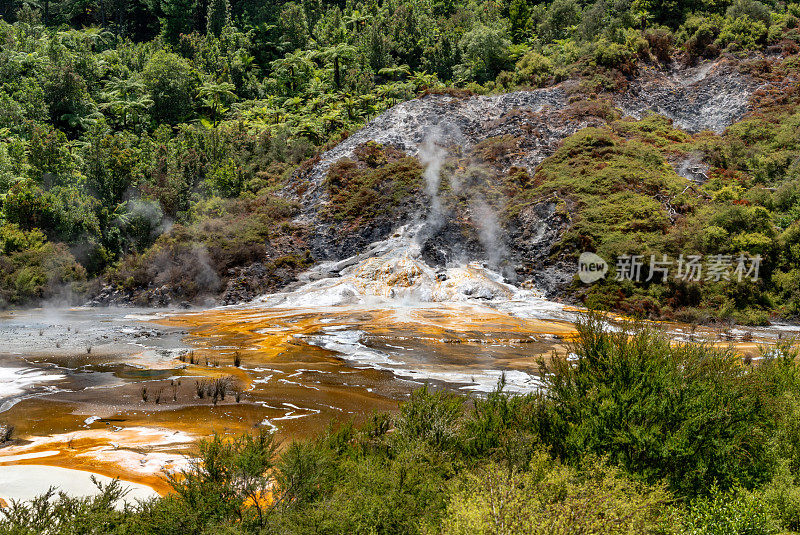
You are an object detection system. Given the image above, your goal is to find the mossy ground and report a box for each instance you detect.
[322,141,424,225]
[499,105,800,324]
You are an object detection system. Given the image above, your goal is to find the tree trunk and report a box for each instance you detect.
[334,55,340,89]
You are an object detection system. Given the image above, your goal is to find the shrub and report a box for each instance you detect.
[680,486,777,535]
[538,313,779,498]
[166,430,279,528]
[0,478,128,534]
[644,28,674,62]
[108,193,305,302]
[727,0,772,25]
[395,385,464,449]
[717,17,768,51]
[761,461,800,531]
[514,50,552,86]
[439,454,674,535]
[682,14,723,59]
[323,143,422,223]
[593,39,635,71]
[459,382,544,470]
[0,242,86,305]
[0,223,45,255]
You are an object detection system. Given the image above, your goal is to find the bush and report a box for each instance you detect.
[682,14,724,59]
[0,242,86,305]
[761,461,800,531]
[680,486,777,535]
[323,143,422,223]
[166,430,278,529]
[395,385,464,449]
[644,28,674,62]
[514,50,552,86]
[0,223,45,254]
[717,17,768,51]
[439,454,674,535]
[593,39,635,70]
[108,193,305,303]
[727,0,772,25]
[538,313,779,498]
[0,478,129,534]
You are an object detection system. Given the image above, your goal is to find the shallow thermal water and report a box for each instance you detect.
[0,229,798,503]
[0,307,189,412]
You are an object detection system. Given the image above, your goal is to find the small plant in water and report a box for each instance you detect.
[0,422,14,443]
[233,351,241,367]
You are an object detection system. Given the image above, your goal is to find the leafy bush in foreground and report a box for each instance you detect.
[438,454,674,535]
[539,314,781,497]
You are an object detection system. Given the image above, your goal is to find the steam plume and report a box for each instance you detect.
[418,134,447,231]
[470,198,507,269]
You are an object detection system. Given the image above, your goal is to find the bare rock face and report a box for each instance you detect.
[295,87,568,204]
[296,57,760,207]
[291,88,605,271]
[616,58,762,133]
[670,152,710,184]
[506,201,574,293]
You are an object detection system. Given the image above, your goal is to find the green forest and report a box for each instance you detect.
[4,316,800,534]
[1,0,800,322]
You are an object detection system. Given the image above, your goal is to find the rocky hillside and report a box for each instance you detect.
[277,56,768,303]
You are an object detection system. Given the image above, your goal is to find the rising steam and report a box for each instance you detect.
[418,132,447,232]
[415,122,510,273]
[470,198,508,269]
